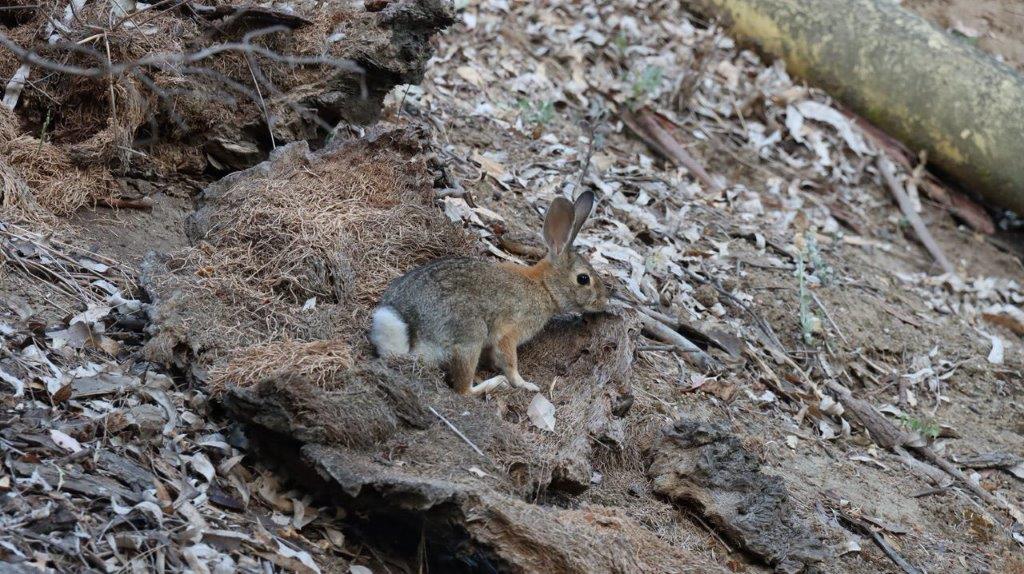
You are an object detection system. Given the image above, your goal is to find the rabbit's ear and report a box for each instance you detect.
[543,196,575,260]
[569,190,595,244]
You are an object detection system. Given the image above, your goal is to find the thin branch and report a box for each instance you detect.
[637,308,720,371]
[877,156,957,277]
[629,107,723,193]
[0,28,364,80]
[428,406,486,458]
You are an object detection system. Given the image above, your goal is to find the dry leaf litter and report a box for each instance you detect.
[398,0,1024,570]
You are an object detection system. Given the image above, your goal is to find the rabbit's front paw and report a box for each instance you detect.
[470,375,510,395]
[510,375,539,392]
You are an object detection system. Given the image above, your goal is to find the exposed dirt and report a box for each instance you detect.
[906,0,1024,71]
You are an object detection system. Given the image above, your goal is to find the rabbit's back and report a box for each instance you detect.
[372,258,554,363]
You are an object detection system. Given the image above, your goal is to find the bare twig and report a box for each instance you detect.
[810,291,849,344]
[826,495,924,574]
[103,33,117,120]
[0,27,364,80]
[877,156,956,277]
[681,266,787,353]
[914,446,1024,525]
[636,344,675,352]
[95,196,155,210]
[637,308,720,371]
[827,379,1024,528]
[866,526,924,574]
[428,406,486,458]
[630,108,723,193]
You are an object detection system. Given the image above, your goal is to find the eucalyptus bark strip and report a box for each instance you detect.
[682,0,1024,213]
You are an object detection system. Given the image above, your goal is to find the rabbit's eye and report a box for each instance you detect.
[576,273,590,286]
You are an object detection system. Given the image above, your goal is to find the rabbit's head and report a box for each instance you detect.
[540,191,607,314]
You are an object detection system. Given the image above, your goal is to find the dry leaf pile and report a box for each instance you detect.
[0,226,377,572]
[395,0,1024,569]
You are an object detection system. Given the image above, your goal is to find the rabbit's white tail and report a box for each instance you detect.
[370,306,410,357]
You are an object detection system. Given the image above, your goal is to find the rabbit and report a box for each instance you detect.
[370,191,606,395]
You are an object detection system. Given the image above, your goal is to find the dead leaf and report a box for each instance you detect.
[1009,463,1024,481]
[188,453,216,482]
[950,19,980,38]
[292,497,319,529]
[527,393,556,432]
[701,379,737,402]
[262,540,321,574]
[987,335,1005,364]
[70,304,111,325]
[0,367,25,396]
[839,536,861,555]
[49,429,82,453]
[324,527,345,549]
[467,466,490,478]
[470,151,509,183]
[982,312,1024,336]
[455,65,484,86]
[51,382,72,403]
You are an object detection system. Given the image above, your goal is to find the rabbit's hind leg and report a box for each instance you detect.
[448,343,482,395]
[490,331,539,393]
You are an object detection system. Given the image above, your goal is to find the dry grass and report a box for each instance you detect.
[143,129,473,377]
[0,0,380,219]
[185,146,457,305]
[0,107,111,220]
[210,338,354,393]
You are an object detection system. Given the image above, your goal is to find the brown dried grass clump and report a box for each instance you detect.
[209,339,354,393]
[0,107,111,219]
[184,135,472,340]
[143,129,473,376]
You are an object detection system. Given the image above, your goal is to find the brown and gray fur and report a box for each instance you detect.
[370,191,606,395]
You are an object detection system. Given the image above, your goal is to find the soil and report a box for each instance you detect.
[70,192,195,266]
[905,0,1024,71]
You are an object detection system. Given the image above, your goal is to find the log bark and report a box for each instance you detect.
[649,419,829,573]
[682,0,1024,213]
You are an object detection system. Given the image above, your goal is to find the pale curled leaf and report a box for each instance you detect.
[838,536,862,555]
[1009,463,1024,481]
[794,101,872,156]
[324,527,345,548]
[274,540,321,574]
[0,368,25,397]
[49,429,82,453]
[70,304,112,325]
[527,393,556,432]
[189,453,216,482]
[987,335,1005,364]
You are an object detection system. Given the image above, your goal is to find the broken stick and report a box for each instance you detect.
[636,110,723,194]
[616,106,723,194]
[428,406,486,458]
[637,308,720,371]
[877,156,956,277]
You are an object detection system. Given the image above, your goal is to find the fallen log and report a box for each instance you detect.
[681,0,1024,214]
